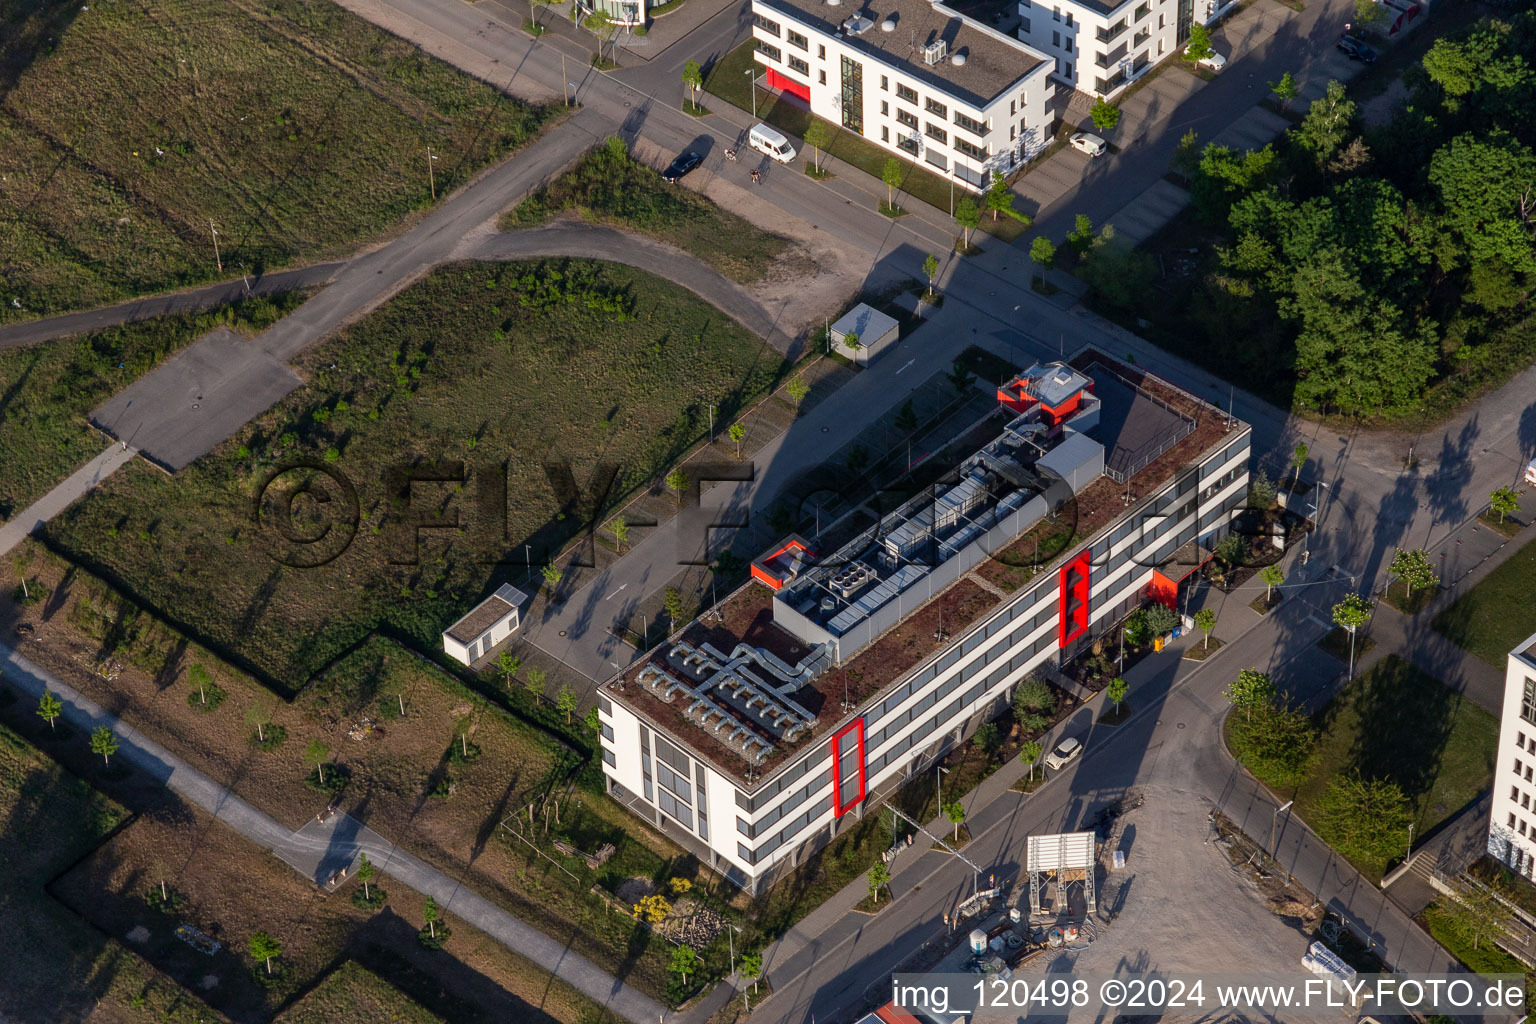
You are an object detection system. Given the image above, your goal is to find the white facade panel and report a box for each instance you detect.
[750,1,1056,190]
[1488,638,1536,879]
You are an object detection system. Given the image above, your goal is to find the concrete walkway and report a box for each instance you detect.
[0,639,666,1024]
[0,443,137,558]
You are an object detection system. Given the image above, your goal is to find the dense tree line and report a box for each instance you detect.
[1175,13,1535,417]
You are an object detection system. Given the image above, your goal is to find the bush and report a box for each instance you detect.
[144,885,189,915]
[186,683,227,712]
[1248,468,1277,509]
[249,723,288,751]
[418,923,451,949]
[1012,677,1056,719]
[305,762,350,793]
[1144,603,1179,637]
[974,721,1001,753]
[350,886,387,910]
[447,739,482,765]
[1122,609,1152,647]
[11,581,47,607]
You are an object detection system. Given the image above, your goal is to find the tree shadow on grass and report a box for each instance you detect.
[1345,655,1457,824]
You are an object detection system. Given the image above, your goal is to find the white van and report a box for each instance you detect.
[748,123,797,163]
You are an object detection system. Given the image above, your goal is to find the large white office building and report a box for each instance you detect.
[1016,0,1237,97]
[749,0,1056,190]
[598,351,1252,893]
[1487,633,1536,877]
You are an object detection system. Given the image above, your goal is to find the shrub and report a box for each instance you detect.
[249,723,288,751]
[1144,603,1179,637]
[1012,676,1056,719]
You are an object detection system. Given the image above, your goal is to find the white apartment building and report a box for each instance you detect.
[749,0,1056,190]
[599,353,1252,892]
[1016,0,1236,97]
[1487,632,1536,878]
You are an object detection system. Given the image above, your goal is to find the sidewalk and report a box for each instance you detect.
[0,443,136,557]
[1351,490,1536,715]
[0,639,666,1024]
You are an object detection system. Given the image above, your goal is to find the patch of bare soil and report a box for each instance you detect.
[693,174,908,342]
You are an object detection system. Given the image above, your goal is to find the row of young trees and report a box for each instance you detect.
[1173,12,1536,417]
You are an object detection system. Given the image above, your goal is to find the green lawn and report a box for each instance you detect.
[274,962,445,1024]
[1434,533,1536,666]
[0,0,549,322]
[1295,655,1498,881]
[702,40,1020,233]
[506,137,792,283]
[0,294,304,519]
[1420,904,1533,1002]
[44,259,789,690]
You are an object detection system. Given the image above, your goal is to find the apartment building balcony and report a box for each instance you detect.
[1095,19,1127,43]
[1095,40,1128,68]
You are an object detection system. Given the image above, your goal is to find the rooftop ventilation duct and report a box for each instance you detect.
[880,17,896,30]
[921,39,948,64]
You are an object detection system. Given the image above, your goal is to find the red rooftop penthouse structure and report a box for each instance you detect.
[598,350,1251,892]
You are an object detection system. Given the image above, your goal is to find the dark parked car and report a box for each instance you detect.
[663,151,702,183]
[1336,35,1378,62]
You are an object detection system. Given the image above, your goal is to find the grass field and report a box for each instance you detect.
[275,962,446,1024]
[1295,656,1497,881]
[507,136,793,283]
[44,259,789,688]
[1434,533,1536,666]
[0,719,228,1023]
[0,293,304,519]
[0,0,549,321]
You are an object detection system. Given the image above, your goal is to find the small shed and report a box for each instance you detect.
[442,583,528,666]
[830,304,899,366]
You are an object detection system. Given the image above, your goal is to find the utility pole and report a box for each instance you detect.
[426,146,437,200]
[563,53,570,106]
[209,219,222,272]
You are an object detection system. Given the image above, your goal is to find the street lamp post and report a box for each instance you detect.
[937,765,949,812]
[744,68,757,119]
[1270,799,1293,860]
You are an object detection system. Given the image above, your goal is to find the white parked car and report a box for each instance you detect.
[1190,48,1227,71]
[1069,132,1107,158]
[1044,736,1083,770]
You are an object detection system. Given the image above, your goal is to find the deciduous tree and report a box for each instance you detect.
[955,197,981,248]
[1269,71,1299,110]
[90,726,119,766]
[666,468,689,506]
[249,931,282,974]
[881,158,903,208]
[670,944,699,985]
[1029,236,1056,284]
[804,120,832,173]
[1194,608,1217,648]
[305,739,330,784]
[1106,676,1128,715]
[1020,739,1043,781]
[37,691,62,730]
[356,852,377,900]
[1490,486,1519,524]
[867,861,891,904]
[728,422,746,458]
[681,59,703,107]
[1089,98,1121,130]
[943,799,966,841]
[1223,668,1275,722]
[1184,23,1213,61]
[556,684,579,723]
[1389,547,1438,598]
[1259,564,1285,602]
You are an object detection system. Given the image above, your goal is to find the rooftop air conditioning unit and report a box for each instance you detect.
[921,39,948,64]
